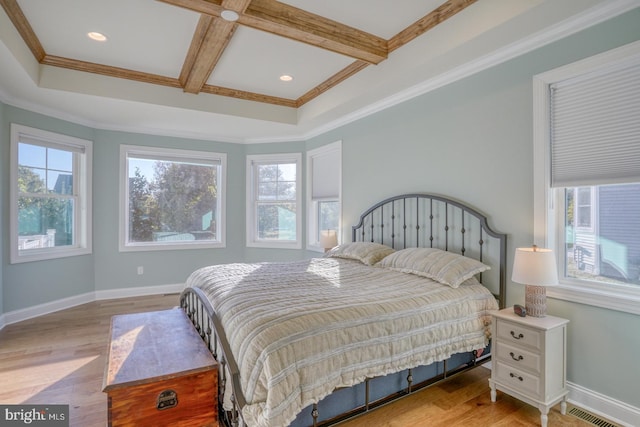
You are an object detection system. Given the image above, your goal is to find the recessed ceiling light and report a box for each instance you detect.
[87,32,107,42]
[221,10,239,22]
[280,75,294,82]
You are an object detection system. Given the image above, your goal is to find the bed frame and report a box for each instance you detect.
[180,193,507,427]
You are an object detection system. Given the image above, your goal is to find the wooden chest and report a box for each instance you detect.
[103,308,218,427]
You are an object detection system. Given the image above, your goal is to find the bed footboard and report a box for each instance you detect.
[180,287,247,427]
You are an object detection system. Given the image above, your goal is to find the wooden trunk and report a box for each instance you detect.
[103,308,218,427]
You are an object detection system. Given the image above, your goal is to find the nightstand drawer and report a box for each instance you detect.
[494,361,540,397]
[496,342,541,374]
[497,320,541,350]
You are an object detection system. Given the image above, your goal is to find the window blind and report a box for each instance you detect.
[311,149,340,199]
[550,58,640,187]
[19,134,86,154]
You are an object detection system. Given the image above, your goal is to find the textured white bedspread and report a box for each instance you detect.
[186,257,498,427]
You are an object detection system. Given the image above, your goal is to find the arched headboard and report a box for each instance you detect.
[352,193,507,308]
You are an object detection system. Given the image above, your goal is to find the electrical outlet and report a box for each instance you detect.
[137,266,144,275]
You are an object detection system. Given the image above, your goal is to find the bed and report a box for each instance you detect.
[180,193,507,427]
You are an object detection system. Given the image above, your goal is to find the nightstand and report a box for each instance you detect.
[489,308,569,427]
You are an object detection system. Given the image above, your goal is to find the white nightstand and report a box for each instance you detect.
[489,308,569,427]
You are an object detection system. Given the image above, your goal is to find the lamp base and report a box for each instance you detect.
[525,284,547,317]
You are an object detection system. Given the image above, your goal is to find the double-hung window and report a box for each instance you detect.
[533,41,640,315]
[307,141,341,251]
[120,145,226,251]
[10,124,93,263]
[246,153,301,249]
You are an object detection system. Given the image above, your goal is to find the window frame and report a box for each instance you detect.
[10,124,93,264]
[119,145,226,252]
[246,153,302,249]
[533,41,640,315]
[306,141,342,252]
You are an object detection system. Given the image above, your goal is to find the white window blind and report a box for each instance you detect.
[550,58,640,187]
[311,149,340,199]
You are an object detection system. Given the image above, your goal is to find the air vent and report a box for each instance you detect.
[567,406,621,427]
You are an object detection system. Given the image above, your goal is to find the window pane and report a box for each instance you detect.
[18,143,74,195]
[18,196,74,249]
[48,148,73,172]
[258,164,278,182]
[18,143,46,169]
[258,182,277,200]
[128,157,219,243]
[257,163,296,201]
[257,203,296,240]
[18,166,47,194]
[277,181,296,200]
[565,183,640,286]
[278,163,296,181]
[49,171,73,194]
[318,201,339,240]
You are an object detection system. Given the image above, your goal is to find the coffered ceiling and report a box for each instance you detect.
[0,0,635,142]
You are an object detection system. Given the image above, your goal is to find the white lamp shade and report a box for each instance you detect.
[320,230,338,249]
[512,247,559,286]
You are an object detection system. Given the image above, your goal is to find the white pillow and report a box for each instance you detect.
[376,247,490,288]
[325,242,395,266]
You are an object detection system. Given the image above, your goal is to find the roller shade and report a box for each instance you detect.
[550,59,640,187]
[19,134,85,154]
[311,149,340,199]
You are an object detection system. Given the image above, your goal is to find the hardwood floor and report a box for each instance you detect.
[0,295,593,427]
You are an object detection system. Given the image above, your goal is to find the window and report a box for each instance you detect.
[533,41,640,315]
[246,153,301,249]
[10,124,92,263]
[575,187,593,229]
[120,145,226,251]
[307,141,341,251]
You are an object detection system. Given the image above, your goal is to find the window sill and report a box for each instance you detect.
[120,241,225,252]
[547,282,640,315]
[246,241,302,250]
[11,247,92,264]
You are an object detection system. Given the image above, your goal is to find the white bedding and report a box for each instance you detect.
[185,257,499,427]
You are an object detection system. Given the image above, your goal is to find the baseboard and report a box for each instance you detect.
[94,283,184,300]
[2,291,95,327]
[568,381,640,427]
[0,283,185,329]
[465,364,638,426]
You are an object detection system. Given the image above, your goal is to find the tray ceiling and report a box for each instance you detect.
[0,0,634,142]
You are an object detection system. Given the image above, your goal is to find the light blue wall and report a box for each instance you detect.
[304,7,640,410]
[0,100,5,315]
[91,129,248,291]
[1,5,639,414]
[2,107,96,311]
[0,108,314,312]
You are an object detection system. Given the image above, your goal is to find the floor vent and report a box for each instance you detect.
[567,406,620,427]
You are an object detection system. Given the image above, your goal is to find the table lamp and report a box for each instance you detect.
[320,230,338,252]
[512,246,558,317]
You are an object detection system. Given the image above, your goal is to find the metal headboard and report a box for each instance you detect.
[352,193,507,308]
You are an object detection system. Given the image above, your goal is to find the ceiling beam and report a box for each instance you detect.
[41,55,183,88]
[388,0,478,52]
[180,0,252,94]
[296,60,369,108]
[158,0,388,64]
[0,0,45,61]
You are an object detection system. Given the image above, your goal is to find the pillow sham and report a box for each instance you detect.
[376,247,490,288]
[325,242,395,266]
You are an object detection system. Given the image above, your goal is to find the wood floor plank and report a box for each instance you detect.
[0,294,595,426]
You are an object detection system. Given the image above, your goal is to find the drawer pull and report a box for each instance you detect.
[510,352,524,361]
[510,331,524,340]
[509,373,524,382]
